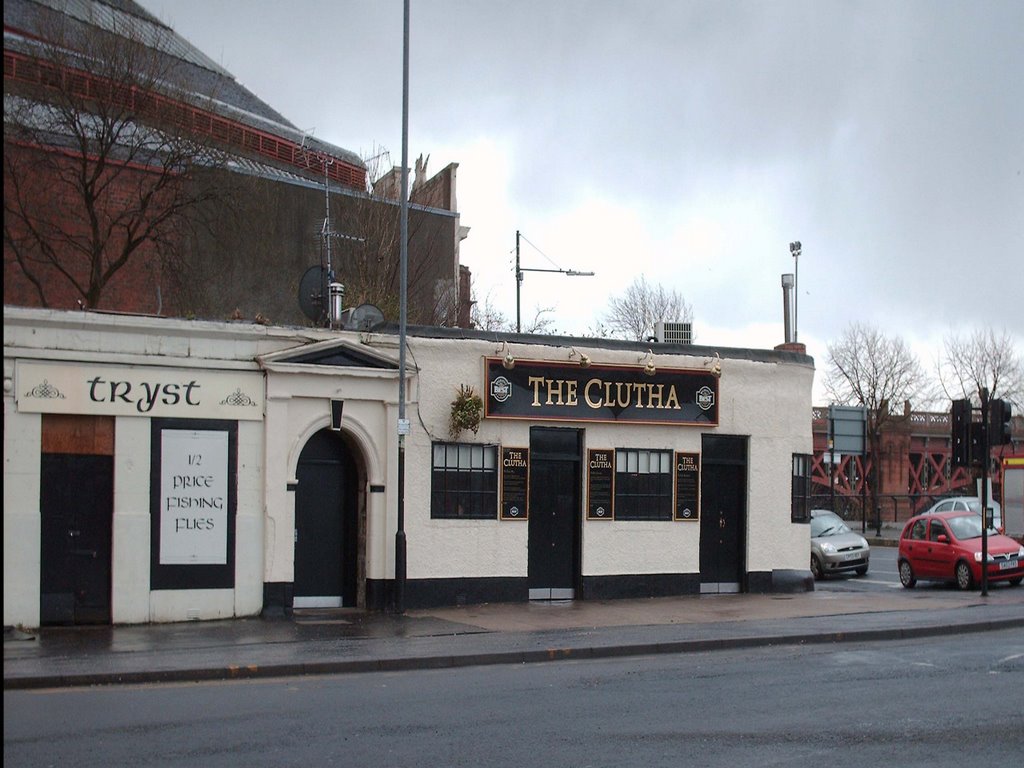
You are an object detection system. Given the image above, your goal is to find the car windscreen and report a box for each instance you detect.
[811,515,850,537]
[946,513,994,540]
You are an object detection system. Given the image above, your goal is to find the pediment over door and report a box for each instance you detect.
[259,339,399,370]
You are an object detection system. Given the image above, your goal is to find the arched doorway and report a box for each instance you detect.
[293,429,361,608]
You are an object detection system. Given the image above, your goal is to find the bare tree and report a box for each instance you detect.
[331,193,459,326]
[470,289,554,334]
[937,326,1023,408]
[824,322,930,513]
[4,11,226,310]
[601,276,693,341]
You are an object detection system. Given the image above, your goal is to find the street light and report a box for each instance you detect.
[395,0,410,614]
[789,241,801,343]
[515,230,594,333]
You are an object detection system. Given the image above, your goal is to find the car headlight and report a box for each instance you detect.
[974,551,984,562]
[820,542,837,554]
[859,538,869,549]
[1018,546,1024,558]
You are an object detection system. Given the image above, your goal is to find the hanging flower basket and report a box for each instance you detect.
[449,384,483,439]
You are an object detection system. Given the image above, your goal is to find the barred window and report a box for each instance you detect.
[430,442,498,519]
[791,453,811,523]
[614,448,673,521]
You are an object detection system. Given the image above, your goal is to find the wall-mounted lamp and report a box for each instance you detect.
[705,351,722,378]
[497,340,515,370]
[569,347,591,368]
[640,349,656,377]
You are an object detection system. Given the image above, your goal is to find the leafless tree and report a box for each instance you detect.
[331,193,459,326]
[601,276,693,341]
[937,326,1023,408]
[824,322,930,513]
[470,289,554,334]
[3,10,226,310]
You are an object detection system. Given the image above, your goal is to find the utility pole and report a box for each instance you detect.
[980,388,990,597]
[515,230,594,333]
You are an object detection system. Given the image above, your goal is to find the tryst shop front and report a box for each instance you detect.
[4,307,815,627]
[5,358,266,626]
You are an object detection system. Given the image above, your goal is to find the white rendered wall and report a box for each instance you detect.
[393,336,814,582]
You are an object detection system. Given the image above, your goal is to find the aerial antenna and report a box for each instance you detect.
[296,131,365,328]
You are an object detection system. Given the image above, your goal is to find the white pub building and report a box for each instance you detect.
[4,306,815,626]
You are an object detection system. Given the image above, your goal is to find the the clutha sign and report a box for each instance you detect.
[484,358,718,426]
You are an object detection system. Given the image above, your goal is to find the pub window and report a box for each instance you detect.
[614,448,673,521]
[791,453,811,523]
[431,442,498,519]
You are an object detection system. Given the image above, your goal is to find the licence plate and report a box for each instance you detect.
[843,552,860,561]
[999,559,1018,571]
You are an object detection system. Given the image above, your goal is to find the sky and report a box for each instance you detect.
[142,0,1023,402]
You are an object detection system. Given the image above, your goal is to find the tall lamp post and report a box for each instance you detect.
[789,241,801,343]
[515,230,594,333]
[394,0,410,614]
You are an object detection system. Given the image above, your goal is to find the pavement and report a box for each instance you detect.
[6,577,1024,691]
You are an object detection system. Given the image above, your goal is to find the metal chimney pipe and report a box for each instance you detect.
[781,273,795,344]
[329,282,345,328]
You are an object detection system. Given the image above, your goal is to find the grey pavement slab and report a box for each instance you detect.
[5,588,1024,690]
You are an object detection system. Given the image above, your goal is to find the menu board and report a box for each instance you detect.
[674,451,700,521]
[587,449,615,520]
[500,447,529,520]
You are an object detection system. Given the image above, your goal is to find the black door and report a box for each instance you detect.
[40,454,113,625]
[528,428,582,599]
[294,430,358,607]
[699,436,747,593]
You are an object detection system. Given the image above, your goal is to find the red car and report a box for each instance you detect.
[898,511,1024,590]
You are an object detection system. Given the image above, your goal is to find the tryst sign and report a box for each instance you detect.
[16,361,263,420]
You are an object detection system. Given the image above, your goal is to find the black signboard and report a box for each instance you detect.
[484,358,718,426]
[587,449,615,520]
[674,451,700,522]
[500,447,529,520]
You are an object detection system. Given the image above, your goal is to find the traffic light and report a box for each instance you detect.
[989,398,1013,446]
[951,398,972,467]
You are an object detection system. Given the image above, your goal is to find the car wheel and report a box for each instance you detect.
[1009,577,1022,587]
[855,566,868,577]
[898,559,916,588]
[955,561,974,591]
[811,554,824,581]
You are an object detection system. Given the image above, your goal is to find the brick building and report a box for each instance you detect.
[811,402,1022,529]
[4,0,470,327]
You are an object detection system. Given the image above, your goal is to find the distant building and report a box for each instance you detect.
[3,0,470,327]
[810,403,1022,528]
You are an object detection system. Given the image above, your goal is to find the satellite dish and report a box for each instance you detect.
[298,266,326,324]
[346,303,385,331]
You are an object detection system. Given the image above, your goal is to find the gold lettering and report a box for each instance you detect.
[546,379,568,406]
[648,384,664,409]
[528,376,545,407]
[664,385,680,410]
[614,381,630,408]
[584,378,603,408]
[566,380,578,406]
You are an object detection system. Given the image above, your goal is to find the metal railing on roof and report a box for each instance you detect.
[4,49,367,191]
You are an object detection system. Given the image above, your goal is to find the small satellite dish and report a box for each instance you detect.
[298,266,326,324]
[347,303,385,331]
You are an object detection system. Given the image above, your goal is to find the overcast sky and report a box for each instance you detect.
[142,0,1023,400]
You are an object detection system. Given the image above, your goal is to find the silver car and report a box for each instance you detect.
[810,509,870,580]
[922,496,1002,531]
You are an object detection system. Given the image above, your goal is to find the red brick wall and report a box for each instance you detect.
[4,142,181,315]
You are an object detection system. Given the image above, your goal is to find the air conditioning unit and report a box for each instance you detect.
[655,321,692,344]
